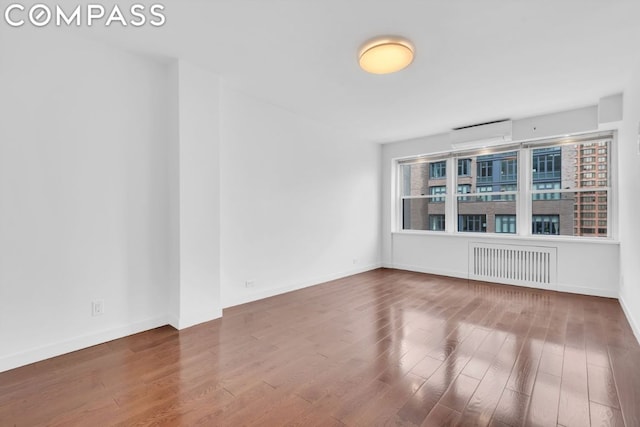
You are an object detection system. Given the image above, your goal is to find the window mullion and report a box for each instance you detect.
[446,157,456,233]
[519,148,531,236]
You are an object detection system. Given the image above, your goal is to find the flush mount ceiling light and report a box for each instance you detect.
[358,36,415,74]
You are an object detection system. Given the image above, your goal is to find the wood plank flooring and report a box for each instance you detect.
[1,268,639,426]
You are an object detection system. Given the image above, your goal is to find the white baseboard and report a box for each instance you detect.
[222,263,382,309]
[389,263,468,280]
[557,283,618,299]
[169,309,223,330]
[619,294,640,346]
[389,264,619,298]
[0,316,169,373]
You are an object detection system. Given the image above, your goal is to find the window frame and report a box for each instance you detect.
[394,132,615,241]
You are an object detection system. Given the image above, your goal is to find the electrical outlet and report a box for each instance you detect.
[352,258,358,265]
[245,280,255,288]
[92,300,104,317]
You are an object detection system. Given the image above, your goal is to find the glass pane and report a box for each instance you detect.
[458,214,487,232]
[457,158,471,176]
[476,151,518,185]
[402,198,446,231]
[532,140,609,192]
[531,190,608,237]
[496,215,517,234]
[457,195,516,233]
[401,162,447,197]
[429,161,447,179]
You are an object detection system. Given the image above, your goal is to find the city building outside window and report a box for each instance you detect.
[532,215,560,235]
[457,184,471,201]
[429,186,446,202]
[496,215,516,234]
[458,158,471,176]
[429,214,445,231]
[429,161,446,179]
[459,214,487,232]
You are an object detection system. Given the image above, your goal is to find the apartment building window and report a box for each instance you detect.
[429,186,446,202]
[477,160,493,183]
[459,215,486,232]
[532,215,559,235]
[532,147,561,180]
[458,158,471,176]
[478,185,492,201]
[496,215,516,234]
[458,184,471,201]
[430,161,446,178]
[500,158,517,181]
[398,134,612,238]
[533,182,560,200]
[429,214,445,231]
[500,184,517,201]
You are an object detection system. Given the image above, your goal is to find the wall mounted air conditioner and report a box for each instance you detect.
[450,119,513,150]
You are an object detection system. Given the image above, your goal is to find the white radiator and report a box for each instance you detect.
[468,242,557,290]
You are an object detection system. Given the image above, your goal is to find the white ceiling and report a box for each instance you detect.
[87,0,640,143]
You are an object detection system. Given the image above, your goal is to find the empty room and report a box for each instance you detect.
[1,1,639,426]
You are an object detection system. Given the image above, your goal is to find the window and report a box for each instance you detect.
[477,160,493,183]
[429,215,445,231]
[458,158,471,176]
[532,215,559,235]
[500,157,517,181]
[429,186,446,202]
[477,185,492,201]
[429,161,446,179]
[500,184,517,201]
[457,151,518,231]
[531,139,610,237]
[459,215,486,232]
[399,161,447,231]
[533,182,560,200]
[457,184,471,201]
[532,147,561,180]
[496,215,516,234]
[397,135,612,239]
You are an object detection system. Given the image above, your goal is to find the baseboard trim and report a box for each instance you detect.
[390,263,468,281]
[619,294,640,346]
[0,315,169,373]
[390,264,619,298]
[222,263,382,309]
[170,309,223,330]
[557,283,618,299]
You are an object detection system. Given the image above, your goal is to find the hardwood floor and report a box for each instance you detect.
[1,268,639,426]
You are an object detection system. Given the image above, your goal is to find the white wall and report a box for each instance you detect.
[167,61,222,329]
[219,87,381,307]
[0,30,171,372]
[381,105,621,298]
[391,234,619,297]
[618,70,640,342]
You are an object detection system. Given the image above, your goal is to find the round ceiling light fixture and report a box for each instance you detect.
[358,36,415,74]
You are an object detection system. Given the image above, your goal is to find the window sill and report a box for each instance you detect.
[392,230,620,245]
